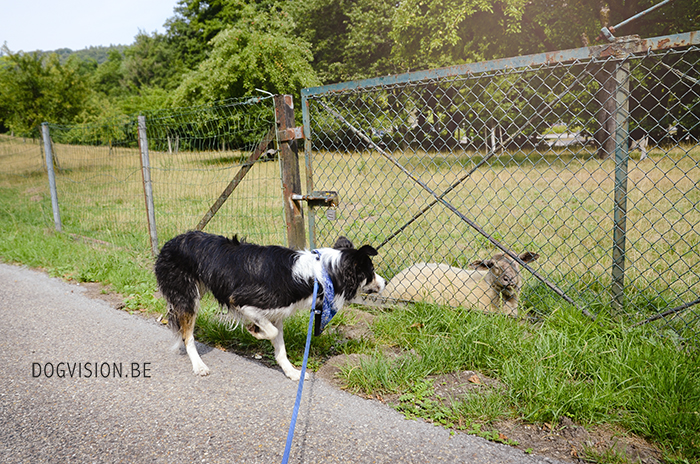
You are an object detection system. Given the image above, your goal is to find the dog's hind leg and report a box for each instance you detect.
[179,311,210,376]
[271,319,308,381]
[238,306,279,340]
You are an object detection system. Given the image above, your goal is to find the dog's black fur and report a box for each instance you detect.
[154,230,384,379]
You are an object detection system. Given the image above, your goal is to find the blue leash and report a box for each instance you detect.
[281,278,318,464]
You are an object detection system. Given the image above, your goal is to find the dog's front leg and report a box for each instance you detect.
[271,319,309,381]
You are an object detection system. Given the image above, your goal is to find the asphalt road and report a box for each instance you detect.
[0,263,563,463]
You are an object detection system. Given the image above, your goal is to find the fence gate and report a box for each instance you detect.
[300,31,700,343]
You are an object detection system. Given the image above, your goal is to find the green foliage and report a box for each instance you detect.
[51,45,129,65]
[290,0,397,83]
[165,0,257,70]
[122,31,185,92]
[2,0,698,129]
[391,0,527,69]
[0,47,91,136]
[91,50,126,97]
[172,4,319,105]
[390,0,700,70]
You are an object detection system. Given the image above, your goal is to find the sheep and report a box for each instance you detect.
[380,251,539,316]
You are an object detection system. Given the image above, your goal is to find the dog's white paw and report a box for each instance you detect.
[192,363,210,376]
[285,368,310,381]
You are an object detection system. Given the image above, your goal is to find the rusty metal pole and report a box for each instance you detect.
[275,95,306,250]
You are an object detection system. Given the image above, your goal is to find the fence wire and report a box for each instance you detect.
[302,38,700,344]
[0,135,51,226]
[0,135,45,181]
[38,95,285,252]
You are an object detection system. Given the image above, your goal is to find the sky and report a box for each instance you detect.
[0,0,179,52]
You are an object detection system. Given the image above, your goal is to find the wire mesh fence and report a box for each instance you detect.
[35,95,286,253]
[0,135,49,225]
[0,135,45,178]
[1,32,698,345]
[301,33,700,343]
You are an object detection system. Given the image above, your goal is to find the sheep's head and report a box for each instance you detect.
[469,251,539,298]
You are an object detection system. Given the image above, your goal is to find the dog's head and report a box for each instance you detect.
[332,236,386,295]
[469,251,539,298]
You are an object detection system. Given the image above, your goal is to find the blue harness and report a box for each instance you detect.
[313,249,337,336]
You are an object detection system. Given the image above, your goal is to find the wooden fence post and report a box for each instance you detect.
[275,95,306,250]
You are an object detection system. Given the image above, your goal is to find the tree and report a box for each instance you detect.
[390,0,700,69]
[291,0,396,83]
[391,0,529,71]
[171,3,319,105]
[122,31,185,92]
[165,0,266,70]
[387,0,700,157]
[0,46,91,136]
[92,49,126,97]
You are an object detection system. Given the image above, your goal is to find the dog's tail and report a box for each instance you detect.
[166,304,182,333]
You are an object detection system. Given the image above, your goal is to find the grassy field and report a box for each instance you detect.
[2,134,699,461]
[2,132,698,319]
[0,134,289,248]
[313,144,699,276]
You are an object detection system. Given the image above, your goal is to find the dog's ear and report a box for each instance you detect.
[333,236,354,249]
[357,245,378,257]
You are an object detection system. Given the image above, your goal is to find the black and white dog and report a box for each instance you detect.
[155,231,385,380]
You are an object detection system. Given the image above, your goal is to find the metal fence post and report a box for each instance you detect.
[137,115,159,256]
[41,123,62,232]
[275,95,306,250]
[611,61,631,313]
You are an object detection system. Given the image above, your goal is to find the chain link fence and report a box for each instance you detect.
[2,33,698,344]
[301,33,700,343]
[33,95,286,253]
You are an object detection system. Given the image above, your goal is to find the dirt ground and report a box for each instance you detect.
[78,281,128,309]
[81,285,663,464]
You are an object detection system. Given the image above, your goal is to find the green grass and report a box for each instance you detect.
[340,302,700,462]
[0,184,162,312]
[1,176,699,462]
